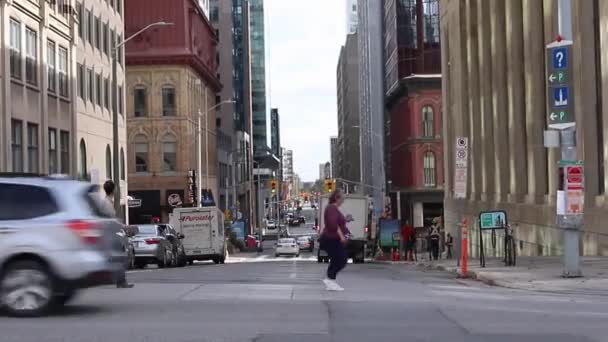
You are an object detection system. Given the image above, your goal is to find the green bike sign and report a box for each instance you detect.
[479,211,508,230]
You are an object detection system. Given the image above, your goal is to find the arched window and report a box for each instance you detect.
[423,152,436,187]
[105,145,112,180]
[422,105,434,137]
[162,86,176,116]
[133,134,148,173]
[79,139,87,178]
[120,147,125,180]
[162,134,177,172]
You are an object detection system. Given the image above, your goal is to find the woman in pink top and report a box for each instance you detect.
[320,190,350,291]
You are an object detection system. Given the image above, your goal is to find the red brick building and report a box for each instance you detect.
[384,0,443,228]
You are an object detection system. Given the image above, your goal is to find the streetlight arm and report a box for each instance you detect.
[200,100,236,116]
[114,22,174,52]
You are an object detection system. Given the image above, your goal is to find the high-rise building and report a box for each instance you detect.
[358,0,385,215]
[282,148,294,183]
[124,0,221,223]
[319,162,331,180]
[250,0,268,154]
[1,1,76,177]
[441,0,608,255]
[346,0,359,33]
[75,0,127,214]
[384,0,442,227]
[330,136,338,178]
[336,32,361,188]
[270,108,280,157]
[210,0,254,219]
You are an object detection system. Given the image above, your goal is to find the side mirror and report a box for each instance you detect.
[179,233,185,239]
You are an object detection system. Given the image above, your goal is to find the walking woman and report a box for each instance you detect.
[320,190,350,291]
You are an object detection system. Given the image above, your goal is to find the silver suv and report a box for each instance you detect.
[0,174,127,317]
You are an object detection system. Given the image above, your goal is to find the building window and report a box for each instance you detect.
[48,128,58,174]
[96,73,102,106]
[134,135,148,173]
[422,105,434,137]
[25,28,37,85]
[60,131,70,174]
[423,0,440,44]
[77,3,83,39]
[105,145,112,180]
[77,64,84,99]
[79,139,87,178]
[95,16,101,50]
[110,29,115,56]
[397,0,417,49]
[162,86,176,116]
[117,0,122,15]
[47,40,56,92]
[10,19,22,79]
[87,9,93,44]
[423,152,436,187]
[117,34,123,65]
[104,78,110,109]
[118,85,124,114]
[162,135,177,172]
[103,22,109,55]
[120,148,125,180]
[58,47,68,97]
[134,87,147,117]
[87,68,94,102]
[11,120,23,172]
[27,123,39,173]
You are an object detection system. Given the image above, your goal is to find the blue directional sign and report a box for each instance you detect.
[546,40,574,130]
[553,87,569,107]
[552,48,568,69]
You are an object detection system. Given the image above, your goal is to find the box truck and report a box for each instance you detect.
[169,207,226,264]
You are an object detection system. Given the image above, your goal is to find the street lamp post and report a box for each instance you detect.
[112,21,173,219]
[196,99,235,207]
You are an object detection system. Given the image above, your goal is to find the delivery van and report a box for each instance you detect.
[169,207,226,264]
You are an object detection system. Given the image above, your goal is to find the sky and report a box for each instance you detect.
[265,0,346,183]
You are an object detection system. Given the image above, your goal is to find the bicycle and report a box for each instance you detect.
[504,224,517,266]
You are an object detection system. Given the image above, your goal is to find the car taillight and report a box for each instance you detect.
[67,220,101,245]
[145,238,161,245]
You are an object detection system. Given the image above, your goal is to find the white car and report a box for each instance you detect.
[266,220,277,230]
[275,238,300,257]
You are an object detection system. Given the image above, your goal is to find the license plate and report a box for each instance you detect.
[193,250,201,254]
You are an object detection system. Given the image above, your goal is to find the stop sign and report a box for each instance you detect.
[566,165,583,189]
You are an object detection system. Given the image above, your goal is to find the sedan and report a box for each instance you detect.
[275,238,300,257]
[297,236,314,252]
[131,225,174,268]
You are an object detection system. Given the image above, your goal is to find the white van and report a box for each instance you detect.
[169,207,226,264]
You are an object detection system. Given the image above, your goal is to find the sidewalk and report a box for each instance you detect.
[417,256,608,296]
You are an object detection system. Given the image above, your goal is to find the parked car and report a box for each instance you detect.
[297,236,314,252]
[131,224,175,268]
[157,224,186,267]
[123,226,139,269]
[0,174,128,317]
[275,238,300,257]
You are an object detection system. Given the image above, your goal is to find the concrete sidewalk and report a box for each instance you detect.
[417,256,608,296]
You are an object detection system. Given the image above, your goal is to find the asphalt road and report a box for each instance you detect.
[1,254,608,342]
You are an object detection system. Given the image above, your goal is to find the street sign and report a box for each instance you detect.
[127,199,142,208]
[454,137,468,198]
[566,190,584,215]
[546,40,575,129]
[566,165,584,190]
[479,210,508,230]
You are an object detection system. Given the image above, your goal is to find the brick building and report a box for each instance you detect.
[124,0,220,223]
[384,0,443,228]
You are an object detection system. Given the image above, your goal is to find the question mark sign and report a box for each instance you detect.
[556,51,564,68]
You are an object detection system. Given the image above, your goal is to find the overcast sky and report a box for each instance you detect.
[265,0,346,183]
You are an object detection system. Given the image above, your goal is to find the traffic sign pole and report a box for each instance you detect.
[550,0,581,278]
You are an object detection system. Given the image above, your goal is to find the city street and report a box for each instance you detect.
[2,250,607,342]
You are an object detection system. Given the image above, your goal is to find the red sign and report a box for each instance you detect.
[566,165,584,190]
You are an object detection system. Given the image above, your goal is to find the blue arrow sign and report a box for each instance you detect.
[553,48,568,69]
[553,87,569,107]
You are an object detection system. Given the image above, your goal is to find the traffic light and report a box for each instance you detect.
[324,179,336,193]
[270,179,278,194]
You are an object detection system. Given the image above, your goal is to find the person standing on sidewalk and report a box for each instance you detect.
[429,220,441,261]
[400,219,415,261]
[445,233,454,259]
[320,190,350,291]
[102,180,134,289]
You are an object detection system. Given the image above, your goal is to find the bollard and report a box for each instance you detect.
[461,217,468,277]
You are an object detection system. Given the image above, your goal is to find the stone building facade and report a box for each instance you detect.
[125,0,220,223]
[441,0,608,256]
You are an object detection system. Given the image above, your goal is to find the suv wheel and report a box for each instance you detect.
[0,260,56,317]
